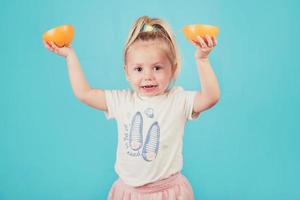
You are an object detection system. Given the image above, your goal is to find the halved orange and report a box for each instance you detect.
[183,24,219,43]
[43,25,74,47]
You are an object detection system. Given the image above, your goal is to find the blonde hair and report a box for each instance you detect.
[124,16,181,80]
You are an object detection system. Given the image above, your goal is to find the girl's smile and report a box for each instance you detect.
[140,84,159,94]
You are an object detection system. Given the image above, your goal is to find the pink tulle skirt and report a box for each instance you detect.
[108,172,194,200]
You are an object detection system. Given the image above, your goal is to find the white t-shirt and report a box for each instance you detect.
[104,86,199,186]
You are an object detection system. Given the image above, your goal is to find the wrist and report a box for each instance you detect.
[66,48,75,59]
[196,57,209,63]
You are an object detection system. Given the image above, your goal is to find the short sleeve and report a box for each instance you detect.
[104,90,132,120]
[172,87,200,120]
[184,90,200,120]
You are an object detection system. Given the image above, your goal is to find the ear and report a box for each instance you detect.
[124,65,130,81]
[171,63,178,80]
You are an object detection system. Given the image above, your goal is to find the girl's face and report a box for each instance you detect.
[125,41,173,97]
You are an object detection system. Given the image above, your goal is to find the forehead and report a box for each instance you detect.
[126,40,170,64]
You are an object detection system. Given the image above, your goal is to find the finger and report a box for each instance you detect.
[47,42,55,52]
[52,42,59,49]
[212,36,218,46]
[197,36,207,48]
[43,41,48,49]
[205,35,213,48]
[191,40,200,46]
[45,44,54,52]
[50,41,59,50]
[43,40,48,47]
[43,41,52,49]
[51,42,61,53]
[50,41,57,49]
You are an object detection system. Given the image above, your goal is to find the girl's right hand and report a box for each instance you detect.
[43,41,73,58]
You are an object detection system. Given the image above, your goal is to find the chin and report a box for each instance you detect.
[143,91,166,97]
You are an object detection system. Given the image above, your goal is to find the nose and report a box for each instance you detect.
[143,69,154,80]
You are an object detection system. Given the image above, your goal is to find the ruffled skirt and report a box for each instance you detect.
[108,172,194,200]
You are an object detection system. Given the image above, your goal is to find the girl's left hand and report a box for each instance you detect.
[193,35,217,60]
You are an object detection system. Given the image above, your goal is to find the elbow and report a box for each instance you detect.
[207,97,220,109]
[76,95,86,102]
[215,92,221,102]
[74,90,89,102]
[206,88,221,104]
[215,89,221,101]
[210,92,221,106]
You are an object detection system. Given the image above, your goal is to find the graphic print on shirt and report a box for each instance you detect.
[124,108,160,162]
[129,112,143,150]
[144,108,154,118]
[142,122,160,161]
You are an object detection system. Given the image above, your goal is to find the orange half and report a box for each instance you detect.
[183,24,219,43]
[43,25,74,47]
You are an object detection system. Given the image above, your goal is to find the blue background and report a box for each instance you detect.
[1,0,299,199]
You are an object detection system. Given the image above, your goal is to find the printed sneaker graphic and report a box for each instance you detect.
[142,122,160,161]
[129,112,143,150]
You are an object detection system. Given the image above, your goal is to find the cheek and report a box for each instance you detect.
[159,70,172,81]
[128,74,141,85]
[156,74,171,85]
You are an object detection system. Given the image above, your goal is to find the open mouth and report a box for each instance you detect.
[140,85,158,89]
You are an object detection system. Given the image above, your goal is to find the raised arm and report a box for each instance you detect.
[192,35,221,114]
[43,41,108,111]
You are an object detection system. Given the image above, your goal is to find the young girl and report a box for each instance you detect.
[44,16,220,200]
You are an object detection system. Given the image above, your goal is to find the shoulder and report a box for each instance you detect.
[105,89,135,102]
[167,86,197,105]
[168,86,183,95]
[168,86,193,97]
[105,88,133,96]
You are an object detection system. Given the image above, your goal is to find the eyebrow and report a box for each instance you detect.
[152,62,164,66]
[133,62,164,66]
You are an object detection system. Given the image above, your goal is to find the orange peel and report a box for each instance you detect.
[43,25,74,47]
[183,24,219,43]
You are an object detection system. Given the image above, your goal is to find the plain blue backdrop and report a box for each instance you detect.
[1,0,299,199]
